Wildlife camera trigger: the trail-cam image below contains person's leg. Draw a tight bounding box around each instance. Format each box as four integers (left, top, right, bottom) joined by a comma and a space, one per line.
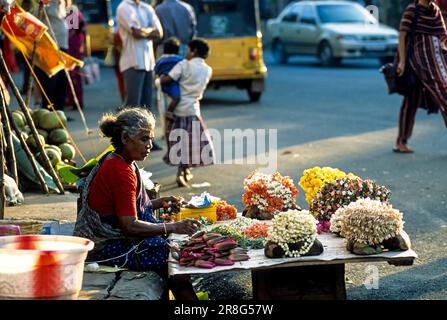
141, 70, 164, 150
123, 68, 145, 107
54, 70, 68, 110
176, 165, 190, 188
141, 70, 153, 110
396, 94, 418, 152
168, 275, 198, 300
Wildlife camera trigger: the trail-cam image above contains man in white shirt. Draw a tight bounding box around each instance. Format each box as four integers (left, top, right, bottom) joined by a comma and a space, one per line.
117, 0, 163, 110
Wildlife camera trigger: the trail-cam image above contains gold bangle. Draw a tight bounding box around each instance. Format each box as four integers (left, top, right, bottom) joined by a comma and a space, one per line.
163, 223, 168, 236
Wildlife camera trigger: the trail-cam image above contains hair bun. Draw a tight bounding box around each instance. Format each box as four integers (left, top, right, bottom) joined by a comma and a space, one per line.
99, 114, 117, 138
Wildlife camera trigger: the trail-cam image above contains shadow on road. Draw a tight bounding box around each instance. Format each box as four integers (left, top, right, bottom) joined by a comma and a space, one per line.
348, 257, 447, 299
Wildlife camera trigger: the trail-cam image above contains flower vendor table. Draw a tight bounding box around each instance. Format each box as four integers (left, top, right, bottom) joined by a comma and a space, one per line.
168, 232, 417, 300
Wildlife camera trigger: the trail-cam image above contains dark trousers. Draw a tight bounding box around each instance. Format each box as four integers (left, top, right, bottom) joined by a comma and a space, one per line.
397, 89, 419, 145
35, 67, 68, 110
123, 68, 153, 110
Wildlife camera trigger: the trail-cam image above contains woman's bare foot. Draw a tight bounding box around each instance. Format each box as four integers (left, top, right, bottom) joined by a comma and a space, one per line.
393, 144, 414, 153
184, 168, 193, 182
176, 168, 190, 188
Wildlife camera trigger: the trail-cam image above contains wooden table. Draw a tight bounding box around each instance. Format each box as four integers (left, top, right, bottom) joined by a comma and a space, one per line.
168, 233, 417, 300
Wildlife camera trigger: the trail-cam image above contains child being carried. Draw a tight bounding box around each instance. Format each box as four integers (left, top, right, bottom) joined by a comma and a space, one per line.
155, 37, 183, 118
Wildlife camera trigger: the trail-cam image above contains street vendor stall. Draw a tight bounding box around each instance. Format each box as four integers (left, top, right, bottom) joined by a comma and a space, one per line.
168, 224, 417, 300
167, 168, 418, 300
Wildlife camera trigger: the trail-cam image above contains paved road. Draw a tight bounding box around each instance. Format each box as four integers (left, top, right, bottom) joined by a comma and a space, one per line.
12, 54, 447, 299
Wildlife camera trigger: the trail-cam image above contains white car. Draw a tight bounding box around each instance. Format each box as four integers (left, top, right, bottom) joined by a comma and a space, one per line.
267, 0, 398, 66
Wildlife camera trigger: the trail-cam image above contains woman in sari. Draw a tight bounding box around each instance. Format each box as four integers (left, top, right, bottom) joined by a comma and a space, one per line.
395, 0, 447, 153
66, 0, 87, 109
74, 107, 199, 300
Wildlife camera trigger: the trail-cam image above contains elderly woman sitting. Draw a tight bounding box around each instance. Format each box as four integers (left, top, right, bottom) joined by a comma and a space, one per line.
74, 107, 198, 300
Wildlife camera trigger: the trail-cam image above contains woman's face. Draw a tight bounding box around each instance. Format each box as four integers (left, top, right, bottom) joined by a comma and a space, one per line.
122, 129, 154, 161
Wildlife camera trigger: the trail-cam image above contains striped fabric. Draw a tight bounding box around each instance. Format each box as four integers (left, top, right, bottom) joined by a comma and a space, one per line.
163, 115, 215, 167
400, 3, 447, 36
398, 2, 447, 137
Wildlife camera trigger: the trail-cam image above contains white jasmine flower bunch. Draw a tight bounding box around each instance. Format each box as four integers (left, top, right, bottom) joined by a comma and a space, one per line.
336, 198, 404, 246
265, 210, 318, 258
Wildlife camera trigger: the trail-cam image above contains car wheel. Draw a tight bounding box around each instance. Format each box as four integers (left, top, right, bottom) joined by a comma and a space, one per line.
379, 56, 395, 65
247, 90, 262, 102
272, 40, 288, 65
318, 41, 341, 67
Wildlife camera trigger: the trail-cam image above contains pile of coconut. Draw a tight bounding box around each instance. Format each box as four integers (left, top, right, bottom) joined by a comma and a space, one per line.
12, 108, 76, 168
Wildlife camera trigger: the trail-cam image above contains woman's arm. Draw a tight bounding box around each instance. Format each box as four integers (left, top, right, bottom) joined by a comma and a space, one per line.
117, 216, 198, 237
397, 31, 407, 76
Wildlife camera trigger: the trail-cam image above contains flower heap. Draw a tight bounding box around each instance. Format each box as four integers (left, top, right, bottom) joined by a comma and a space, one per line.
299, 166, 358, 205
216, 200, 238, 221
310, 177, 391, 233
264, 210, 317, 258
242, 170, 298, 215
331, 198, 404, 246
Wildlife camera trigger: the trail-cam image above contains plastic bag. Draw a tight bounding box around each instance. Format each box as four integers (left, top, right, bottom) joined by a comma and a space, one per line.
4, 174, 24, 206
83, 57, 101, 85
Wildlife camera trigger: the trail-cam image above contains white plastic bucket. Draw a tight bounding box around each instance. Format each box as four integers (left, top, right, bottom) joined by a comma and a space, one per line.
0, 235, 94, 300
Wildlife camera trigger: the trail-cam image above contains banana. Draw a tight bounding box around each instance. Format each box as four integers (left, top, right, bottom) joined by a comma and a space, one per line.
214, 258, 235, 266
228, 254, 250, 261
194, 260, 216, 268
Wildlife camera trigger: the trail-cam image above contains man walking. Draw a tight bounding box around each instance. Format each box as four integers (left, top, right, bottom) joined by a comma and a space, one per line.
117, 0, 163, 110
117, 0, 163, 149
155, 0, 196, 53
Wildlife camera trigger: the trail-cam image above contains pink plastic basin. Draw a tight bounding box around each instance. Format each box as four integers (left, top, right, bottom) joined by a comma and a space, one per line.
0, 235, 94, 299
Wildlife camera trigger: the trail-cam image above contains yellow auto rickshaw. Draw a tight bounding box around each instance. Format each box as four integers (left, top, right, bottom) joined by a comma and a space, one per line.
77, 0, 115, 54
186, 0, 267, 102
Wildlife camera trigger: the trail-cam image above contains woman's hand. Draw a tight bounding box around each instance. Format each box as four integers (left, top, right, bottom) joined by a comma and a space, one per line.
172, 219, 198, 235
163, 196, 186, 212
397, 60, 405, 77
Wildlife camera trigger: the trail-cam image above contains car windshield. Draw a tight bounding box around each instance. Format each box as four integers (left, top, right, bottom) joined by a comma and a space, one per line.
317, 4, 376, 24
188, 0, 258, 38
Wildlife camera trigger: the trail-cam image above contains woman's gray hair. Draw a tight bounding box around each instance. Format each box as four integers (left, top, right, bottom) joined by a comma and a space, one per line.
99, 107, 156, 150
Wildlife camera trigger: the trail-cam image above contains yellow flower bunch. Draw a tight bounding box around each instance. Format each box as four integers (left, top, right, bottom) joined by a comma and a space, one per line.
299, 166, 358, 205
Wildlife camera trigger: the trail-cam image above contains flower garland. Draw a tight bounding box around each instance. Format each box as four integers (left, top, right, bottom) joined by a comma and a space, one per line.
310, 177, 391, 233
242, 170, 298, 215
299, 166, 358, 205
216, 200, 238, 221
264, 210, 317, 258
334, 198, 404, 246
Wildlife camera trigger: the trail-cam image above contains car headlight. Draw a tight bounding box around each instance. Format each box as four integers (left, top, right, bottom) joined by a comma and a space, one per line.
388, 34, 398, 40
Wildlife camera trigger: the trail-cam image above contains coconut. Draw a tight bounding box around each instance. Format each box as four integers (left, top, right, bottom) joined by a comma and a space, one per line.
12, 111, 26, 131
31, 109, 50, 128
56, 110, 68, 127
37, 149, 62, 167
40, 112, 62, 131
59, 143, 75, 160
26, 134, 46, 152
45, 145, 62, 159
49, 128, 68, 145
37, 129, 49, 143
